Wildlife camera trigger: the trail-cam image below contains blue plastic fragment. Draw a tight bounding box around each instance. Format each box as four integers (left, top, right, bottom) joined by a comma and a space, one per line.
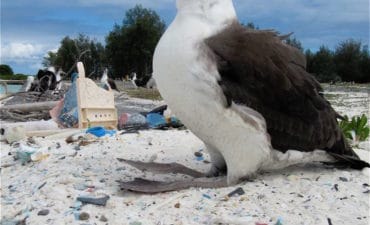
275, 217, 283, 225
202, 194, 211, 199
74, 212, 80, 220
196, 156, 204, 161
59, 73, 79, 128
146, 113, 166, 128
77, 195, 110, 206
86, 126, 116, 137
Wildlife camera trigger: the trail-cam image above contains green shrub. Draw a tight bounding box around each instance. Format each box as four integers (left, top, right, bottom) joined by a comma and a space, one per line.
0, 74, 28, 80
339, 114, 370, 142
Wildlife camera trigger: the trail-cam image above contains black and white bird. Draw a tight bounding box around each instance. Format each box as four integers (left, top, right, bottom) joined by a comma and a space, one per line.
30, 67, 58, 92
119, 0, 369, 193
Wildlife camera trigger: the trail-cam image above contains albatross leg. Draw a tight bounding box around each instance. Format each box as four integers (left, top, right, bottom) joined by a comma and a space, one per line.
117, 158, 206, 178
117, 146, 230, 193
205, 144, 227, 177
119, 176, 228, 193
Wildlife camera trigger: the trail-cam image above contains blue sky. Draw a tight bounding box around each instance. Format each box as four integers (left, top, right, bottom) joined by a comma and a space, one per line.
1, 0, 369, 75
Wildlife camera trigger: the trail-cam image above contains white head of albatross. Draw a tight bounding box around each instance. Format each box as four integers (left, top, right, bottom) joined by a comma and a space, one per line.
118, 0, 370, 193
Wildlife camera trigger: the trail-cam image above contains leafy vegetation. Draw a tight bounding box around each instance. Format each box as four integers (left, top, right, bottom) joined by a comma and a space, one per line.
0, 64, 14, 75
0, 74, 28, 80
339, 114, 370, 142
306, 40, 370, 83
43, 34, 106, 79
105, 5, 165, 79
244, 23, 369, 84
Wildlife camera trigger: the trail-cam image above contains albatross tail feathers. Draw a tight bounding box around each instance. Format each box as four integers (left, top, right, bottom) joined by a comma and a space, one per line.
327, 152, 370, 170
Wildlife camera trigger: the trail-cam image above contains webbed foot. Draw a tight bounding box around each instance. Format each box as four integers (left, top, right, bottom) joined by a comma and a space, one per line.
117, 158, 205, 178
119, 177, 227, 193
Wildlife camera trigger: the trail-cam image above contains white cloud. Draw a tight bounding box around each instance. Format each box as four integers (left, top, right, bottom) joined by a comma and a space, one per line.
0, 42, 58, 74
1, 42, 44, 60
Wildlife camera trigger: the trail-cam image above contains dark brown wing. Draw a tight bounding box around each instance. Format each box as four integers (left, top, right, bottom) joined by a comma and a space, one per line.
205, 23, 369, 169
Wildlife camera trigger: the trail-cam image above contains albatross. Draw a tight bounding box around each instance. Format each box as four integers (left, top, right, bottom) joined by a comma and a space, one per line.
119, 0, 369, 193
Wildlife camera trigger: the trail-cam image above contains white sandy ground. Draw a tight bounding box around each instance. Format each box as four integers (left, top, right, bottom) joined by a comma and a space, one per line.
1, 90, 370, 225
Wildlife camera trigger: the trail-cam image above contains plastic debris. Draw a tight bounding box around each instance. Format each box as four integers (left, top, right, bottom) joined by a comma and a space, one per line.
58, 73, 79, 128
168, 116, 184, 128
275, 217, 283, 225
202, 194, 211, 199
196, 156, 204, 161
194, 151, 204, 161
4, 126, 26, 144
30, 150, 49, 162
129, 221, 142, 225
16, 144, 37, 164
227, 187, 245, 197
118, 113, 148, 130
86, 126, 116, 138
76, 195, 110, 206
146, 113, 166, 129
148, 105, 168, 115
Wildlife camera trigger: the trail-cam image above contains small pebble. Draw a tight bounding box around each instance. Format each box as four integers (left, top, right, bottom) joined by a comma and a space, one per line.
194, 152, 203, 157
74, 146, 81, 151
100, 215, 108, 222
339, 177, 348, 182
37, 209, 49, 216
79, 212, 90, 220
174, 203, 180, 208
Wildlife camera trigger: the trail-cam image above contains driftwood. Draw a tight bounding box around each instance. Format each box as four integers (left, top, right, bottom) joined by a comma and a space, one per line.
0, 89, 67, 122
0, 110, 51, 122
0, 101, 58, 112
